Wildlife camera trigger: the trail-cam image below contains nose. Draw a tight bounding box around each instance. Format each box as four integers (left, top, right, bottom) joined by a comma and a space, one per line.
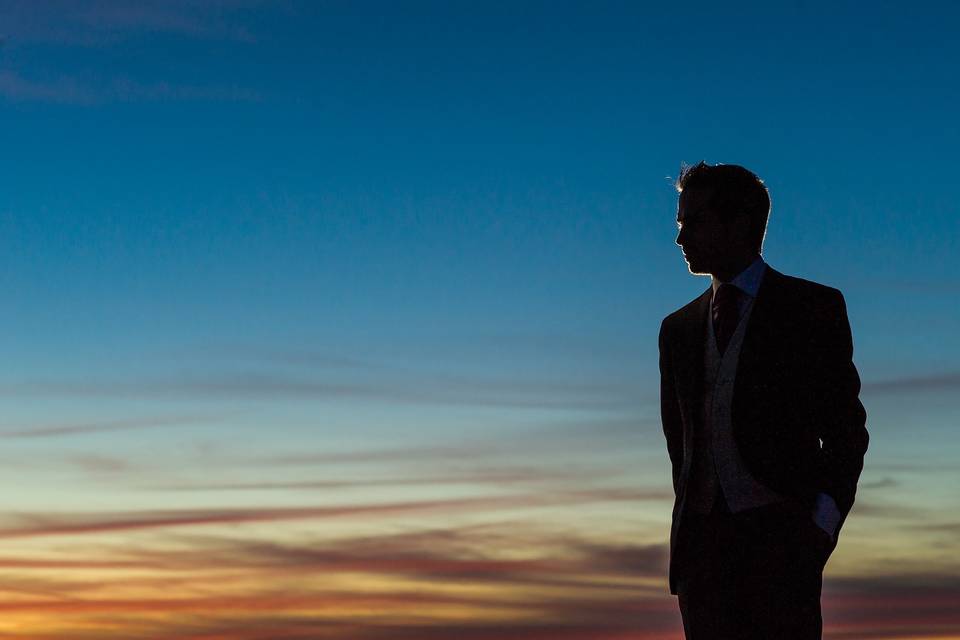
675, 226, 686, 247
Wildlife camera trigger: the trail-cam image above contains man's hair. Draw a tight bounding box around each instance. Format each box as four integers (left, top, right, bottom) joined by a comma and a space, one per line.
674, 161, 771, 252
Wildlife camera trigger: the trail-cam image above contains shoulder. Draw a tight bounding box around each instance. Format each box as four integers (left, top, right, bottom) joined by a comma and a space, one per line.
766, 268, 849, 328
770, 269, 846, 306
660, 287, 710, 338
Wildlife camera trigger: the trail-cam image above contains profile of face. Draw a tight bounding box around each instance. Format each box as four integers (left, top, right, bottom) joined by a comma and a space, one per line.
675, 187, 756, 279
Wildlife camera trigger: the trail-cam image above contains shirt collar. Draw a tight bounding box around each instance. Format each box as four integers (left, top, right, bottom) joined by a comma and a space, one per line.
711, 255, 767, 299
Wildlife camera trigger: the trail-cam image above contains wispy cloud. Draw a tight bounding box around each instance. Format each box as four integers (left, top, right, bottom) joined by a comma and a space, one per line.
182, 343, 385, 370
0, 70, 261, 104
868, 460, 960, 473
0, 70, 98, 104
0, 414, 215, 439
0, 489, 652, 539
907, 521, 960, 534
240, 437, 661, 478
823, 572, 960, 639
249, 443, 498, 466
0, 598, 680, 639
0, 0, 261, 47
850, 498, 930, 520
862, 371, 960, 393
0, 521, 957, 639
0, 369, 641, 410
4, 550, 958, 639
0, 1, 263, 105
858, 476, 899, 490
126, 528, 669, 583
0, 523, 679, 637
64, 454, 132, 474
143, 463, 630, 492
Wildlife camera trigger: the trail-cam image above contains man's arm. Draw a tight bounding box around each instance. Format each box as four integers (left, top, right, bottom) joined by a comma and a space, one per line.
659, 318, 684, 496
812, 290, 869, 537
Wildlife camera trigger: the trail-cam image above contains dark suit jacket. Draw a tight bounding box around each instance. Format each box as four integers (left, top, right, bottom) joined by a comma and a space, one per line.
658, 265, 868, 595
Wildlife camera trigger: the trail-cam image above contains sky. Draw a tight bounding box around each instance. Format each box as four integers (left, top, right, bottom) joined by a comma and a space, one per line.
0, 1, 958, 638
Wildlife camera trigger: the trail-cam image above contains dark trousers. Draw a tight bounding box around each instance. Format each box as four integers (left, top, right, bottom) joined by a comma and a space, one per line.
676, 494, 831, 640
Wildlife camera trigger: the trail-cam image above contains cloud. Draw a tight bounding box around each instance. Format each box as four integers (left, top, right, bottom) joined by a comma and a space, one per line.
858, 476, 898, 490
0, 414, 215, 439
232, 442, 667, 497
862, 371, 960, 394
906, 521, 960, 534
3, 522, 959, 639
64, 454, 132, 473
0, 0, 260, 47
245, 443, 505, 467
109, 76, 261, 102
0, 70, 99, 104
388, 330, 647, 368
868, 460, 959, 473
16, 564, 957, 639
184, 343, 384, 370
0, 489, 653, 539
129, 530, 669, 584
0, 556, 156, 570
0, 2, 265, 106
120, 613, 681, 640
6, 606, 680, 640
0, 70, 261, 105
0, 523, 681, 637
568, 539, 670, 576
0, 369, 641, 410
849, 498, 930, 520
143, 463, 626, 492
822, 572, 960, 639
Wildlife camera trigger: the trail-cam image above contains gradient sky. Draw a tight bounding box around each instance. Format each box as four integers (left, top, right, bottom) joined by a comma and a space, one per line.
0, 1, 958, 638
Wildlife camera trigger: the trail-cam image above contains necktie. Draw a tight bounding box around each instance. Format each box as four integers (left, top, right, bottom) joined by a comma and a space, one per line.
712, 284, 740, 356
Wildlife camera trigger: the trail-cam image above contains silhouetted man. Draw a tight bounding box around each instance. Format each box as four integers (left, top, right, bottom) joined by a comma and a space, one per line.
659, 162, 868, 639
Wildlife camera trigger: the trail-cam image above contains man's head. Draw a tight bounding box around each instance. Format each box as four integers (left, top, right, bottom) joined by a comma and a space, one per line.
674, 162, 771, 280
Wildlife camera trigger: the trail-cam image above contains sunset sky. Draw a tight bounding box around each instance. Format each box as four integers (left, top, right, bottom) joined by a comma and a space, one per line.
0, 1, 958, 638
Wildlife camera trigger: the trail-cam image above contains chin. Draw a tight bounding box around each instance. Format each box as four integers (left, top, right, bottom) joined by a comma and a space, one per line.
684, 258, 713, 277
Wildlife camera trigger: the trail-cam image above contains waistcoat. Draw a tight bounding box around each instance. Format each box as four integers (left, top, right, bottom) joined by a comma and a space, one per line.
684, 294, 788, 514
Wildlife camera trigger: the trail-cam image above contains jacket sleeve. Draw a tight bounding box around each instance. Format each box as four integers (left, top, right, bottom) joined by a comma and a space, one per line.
813, 290, 869, 531
659, 318, 684, 496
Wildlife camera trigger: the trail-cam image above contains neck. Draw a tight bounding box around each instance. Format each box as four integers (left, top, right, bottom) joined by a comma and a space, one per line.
712, 253, 760, 283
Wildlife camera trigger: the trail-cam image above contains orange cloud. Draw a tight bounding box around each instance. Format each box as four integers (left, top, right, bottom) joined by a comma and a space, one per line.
0, 489, 654, 539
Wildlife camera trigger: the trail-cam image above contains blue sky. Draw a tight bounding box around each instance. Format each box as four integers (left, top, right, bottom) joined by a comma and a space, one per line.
0, 2, 957, 638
